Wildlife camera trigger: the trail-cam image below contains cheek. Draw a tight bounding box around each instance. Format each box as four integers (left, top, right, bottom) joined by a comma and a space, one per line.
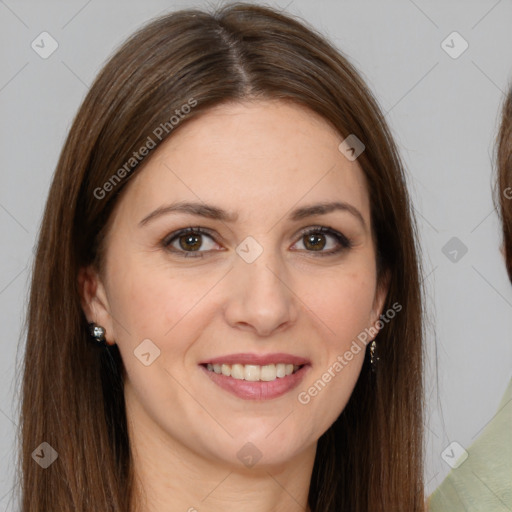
107, 262, 208, 405
109, 259, 213, 340
294, 268, 375, 434
106, 258, 225, 390
303, 266, 377, 345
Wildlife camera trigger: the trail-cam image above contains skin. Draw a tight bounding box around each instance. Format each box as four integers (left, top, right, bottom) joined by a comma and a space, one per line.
79, 100, 388, 512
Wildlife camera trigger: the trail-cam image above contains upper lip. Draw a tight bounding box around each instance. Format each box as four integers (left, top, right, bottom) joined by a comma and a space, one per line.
199, 353, 310, 366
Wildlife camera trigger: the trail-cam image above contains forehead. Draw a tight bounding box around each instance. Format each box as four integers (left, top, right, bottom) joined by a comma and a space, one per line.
116, 100, 371, 224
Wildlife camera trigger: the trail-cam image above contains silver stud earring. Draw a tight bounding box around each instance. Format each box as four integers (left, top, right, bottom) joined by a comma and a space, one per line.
88, 322, 109, 347
369, 339, 379, 372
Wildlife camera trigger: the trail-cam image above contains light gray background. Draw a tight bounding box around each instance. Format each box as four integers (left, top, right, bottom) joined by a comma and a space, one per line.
1, 0, 511, 509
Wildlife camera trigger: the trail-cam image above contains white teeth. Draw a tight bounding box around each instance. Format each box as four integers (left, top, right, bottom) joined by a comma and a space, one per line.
260, 364, 276, 381
231, 364, 244, 379
205, 363, 301, 381
244, 365, 260, 381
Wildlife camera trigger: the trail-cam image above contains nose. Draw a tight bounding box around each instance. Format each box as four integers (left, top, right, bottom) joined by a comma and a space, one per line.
223, 246, 299, 337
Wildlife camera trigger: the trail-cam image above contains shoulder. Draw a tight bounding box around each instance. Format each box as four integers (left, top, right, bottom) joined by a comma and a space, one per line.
428, 377, 512, 511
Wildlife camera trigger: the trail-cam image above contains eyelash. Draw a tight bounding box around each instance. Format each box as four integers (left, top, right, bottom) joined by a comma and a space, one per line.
162, 225, 352, 258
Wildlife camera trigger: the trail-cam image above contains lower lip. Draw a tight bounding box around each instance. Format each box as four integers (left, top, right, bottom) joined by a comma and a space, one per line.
199, 364, 310, 400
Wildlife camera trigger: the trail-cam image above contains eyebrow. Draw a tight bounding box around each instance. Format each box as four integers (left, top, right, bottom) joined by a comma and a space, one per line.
139, 200, 366, 228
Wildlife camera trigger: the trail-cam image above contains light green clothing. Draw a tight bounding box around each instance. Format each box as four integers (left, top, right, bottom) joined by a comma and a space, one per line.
429, 377, 512, 512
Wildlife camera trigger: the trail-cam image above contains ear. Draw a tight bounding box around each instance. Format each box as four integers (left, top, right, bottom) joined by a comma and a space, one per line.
369, 270, 390, 338
77, 265, 116, 346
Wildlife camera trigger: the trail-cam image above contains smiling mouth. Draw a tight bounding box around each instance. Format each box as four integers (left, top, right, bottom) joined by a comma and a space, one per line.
202, 363, 304, 382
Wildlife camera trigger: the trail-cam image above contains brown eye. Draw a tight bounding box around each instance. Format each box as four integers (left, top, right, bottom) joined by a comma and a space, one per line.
293, 226, 352, 256
163, 227, 220, 257
303, 232, 326, 251
178, 233, 202, 251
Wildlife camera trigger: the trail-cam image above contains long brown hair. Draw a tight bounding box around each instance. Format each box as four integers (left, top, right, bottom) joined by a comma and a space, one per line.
18, 3, 424, 510
496, 87, 512, 282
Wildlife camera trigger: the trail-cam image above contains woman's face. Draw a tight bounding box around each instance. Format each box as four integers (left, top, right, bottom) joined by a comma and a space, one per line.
81, 100, 387, 469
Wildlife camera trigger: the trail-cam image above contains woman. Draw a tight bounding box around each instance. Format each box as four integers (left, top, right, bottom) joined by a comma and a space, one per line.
428, 87, 512, 511
19, 3, 425, 511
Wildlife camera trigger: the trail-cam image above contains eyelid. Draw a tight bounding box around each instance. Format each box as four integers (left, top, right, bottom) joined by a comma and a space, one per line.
162, 225, 352, 257
296, 225, 350, 244
162, 226, 220, 257
162, 226, 216, 245
293, 225, 352, 254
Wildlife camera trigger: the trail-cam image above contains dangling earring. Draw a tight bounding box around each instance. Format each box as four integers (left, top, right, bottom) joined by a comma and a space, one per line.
369, 339, 379, 372
88, 322, 109, 347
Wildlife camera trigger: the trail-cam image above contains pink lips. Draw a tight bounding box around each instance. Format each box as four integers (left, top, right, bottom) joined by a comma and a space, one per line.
198, 353, 311, 401
199, 352, 310, 366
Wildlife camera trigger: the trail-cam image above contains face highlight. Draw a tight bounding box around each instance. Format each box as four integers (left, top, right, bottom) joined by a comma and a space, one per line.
80, 100, 387, 471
